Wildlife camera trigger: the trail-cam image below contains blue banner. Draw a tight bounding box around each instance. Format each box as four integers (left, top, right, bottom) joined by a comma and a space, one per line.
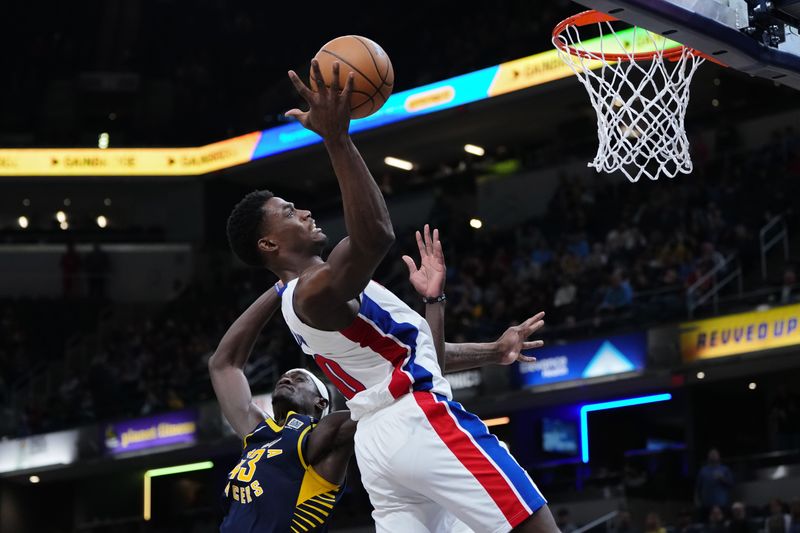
514, 332, 647, 388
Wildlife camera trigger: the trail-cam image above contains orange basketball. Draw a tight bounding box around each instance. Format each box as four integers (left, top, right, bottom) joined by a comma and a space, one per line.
311, 35, 394, 119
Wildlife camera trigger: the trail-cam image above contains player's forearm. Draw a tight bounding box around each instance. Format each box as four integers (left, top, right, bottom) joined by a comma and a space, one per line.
324, 135, 395, 252
425, 302, 446, 370
209, 287, 281, 371
443, 341, 501, 372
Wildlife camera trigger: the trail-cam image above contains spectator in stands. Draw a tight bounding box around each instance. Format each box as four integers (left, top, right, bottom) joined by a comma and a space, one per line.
769, 386, 800, 451
727, 502, 751, 533
789, 499, 800, 533
599, 269, 634, 312
779, 268, 798, 304
696, 448, 734, 513
707, 506, 727, 533
608, 508, 640, 533
676, 509, 701, 533
766, 499, 791, 533
556, 508, 577, 533
60, 240, 81, 299
644, 512, 666, 533
85, 243, 111, 301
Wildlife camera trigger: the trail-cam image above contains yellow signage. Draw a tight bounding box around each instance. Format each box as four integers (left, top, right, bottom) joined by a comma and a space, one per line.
404, 85, 456, 112
489, 49, 600, 97
0, 132, 260, 177
680, 304, 800, 362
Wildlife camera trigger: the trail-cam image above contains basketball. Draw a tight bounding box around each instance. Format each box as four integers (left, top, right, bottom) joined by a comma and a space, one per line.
311, 35, 394, 119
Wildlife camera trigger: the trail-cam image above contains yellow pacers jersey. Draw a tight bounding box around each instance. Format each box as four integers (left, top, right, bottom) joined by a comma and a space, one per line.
220, 412, 343, 533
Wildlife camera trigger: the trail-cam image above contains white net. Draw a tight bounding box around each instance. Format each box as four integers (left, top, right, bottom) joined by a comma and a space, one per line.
553, 16, 705, 182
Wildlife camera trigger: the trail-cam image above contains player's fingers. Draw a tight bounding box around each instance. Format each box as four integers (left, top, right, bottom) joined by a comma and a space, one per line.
520, 311, 546, 329
424, 224, 433, 255
342, 72, 355, 99
415, 230, 426, 257
525, 320, 545, 336
522, 340, 544, 350
285, 109, 306, 120
517, 353, 537, 363
401, 255, 418, 275
310, 59, 327, 94
433, 230, 445, 265
330, 61, 340, 93
287, 71, 313, 100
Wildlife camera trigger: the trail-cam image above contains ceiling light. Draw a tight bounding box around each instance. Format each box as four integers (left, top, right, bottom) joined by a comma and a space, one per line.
384, 156, 414, 171
469, 218, 483, 229
482, 416, 510, 427
748, 382, 757, 390
96, 215, 108, 228
56, 211, 67, 223
29, 475, 40, 484
696, 371, 705, 380
59, 221, 69, 230
17, 216, 29, 229
464, 144, 485, 156
98, 132, 110, 149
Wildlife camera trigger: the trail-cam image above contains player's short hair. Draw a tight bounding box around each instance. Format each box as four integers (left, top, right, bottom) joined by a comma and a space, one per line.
227, 189, 274, 267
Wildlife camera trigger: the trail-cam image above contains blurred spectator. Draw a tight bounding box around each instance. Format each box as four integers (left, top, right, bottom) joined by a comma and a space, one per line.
769, 386, 800, 451
780, 268, 798, 304
644, 512, 666, 533
599, 270, 634, 312
676, 509, 701, 533
727, 502, 752, 533
766, 499, 791, 533
85, 243, 111, 301
696, 449, 734, 512
608, 509, 640, 533
556, 508, 577, 533
708, 506, 727, 533
789, 500, 800, 533
60, 241, 81, 298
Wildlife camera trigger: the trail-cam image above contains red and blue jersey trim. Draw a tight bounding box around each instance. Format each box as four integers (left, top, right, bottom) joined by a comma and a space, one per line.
340, 294, 434, 398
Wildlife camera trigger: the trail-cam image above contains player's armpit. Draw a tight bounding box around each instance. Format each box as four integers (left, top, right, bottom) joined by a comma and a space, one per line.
304, 411, 355, 485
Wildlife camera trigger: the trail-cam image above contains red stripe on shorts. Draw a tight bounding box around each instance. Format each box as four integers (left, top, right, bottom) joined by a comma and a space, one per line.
413, 391, 528, 526
340, 316, 412, 398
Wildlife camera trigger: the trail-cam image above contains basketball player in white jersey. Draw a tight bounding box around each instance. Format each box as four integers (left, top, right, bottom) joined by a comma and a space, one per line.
226, 60, 558, 532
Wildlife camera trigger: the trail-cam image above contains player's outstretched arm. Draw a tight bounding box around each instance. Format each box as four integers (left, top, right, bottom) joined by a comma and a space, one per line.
444, 312, 546, 372
402, 224, 446, 369
209, 285, 282, 438
304, 411, 356, 485
287, 61, 395, 318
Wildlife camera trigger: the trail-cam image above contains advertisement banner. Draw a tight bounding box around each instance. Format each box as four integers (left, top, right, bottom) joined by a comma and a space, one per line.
515, 332, 647, 388
0, 429, 80, 473
104, 410, 197, 454
680, 303, 800, 362
0, 28, 672, 177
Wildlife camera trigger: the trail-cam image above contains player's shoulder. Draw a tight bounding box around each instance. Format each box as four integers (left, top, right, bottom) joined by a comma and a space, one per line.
284, 411, 317, 430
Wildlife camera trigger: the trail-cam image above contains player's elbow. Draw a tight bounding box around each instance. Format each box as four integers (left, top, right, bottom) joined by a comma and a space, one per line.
371, 224, 395, 251
208, 350, 232, 372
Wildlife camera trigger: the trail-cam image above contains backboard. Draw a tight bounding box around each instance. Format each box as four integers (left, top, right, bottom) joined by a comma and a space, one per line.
572, 0, 800, 90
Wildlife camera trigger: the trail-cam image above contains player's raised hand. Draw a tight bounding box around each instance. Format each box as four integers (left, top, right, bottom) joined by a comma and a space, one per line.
286, 59, 354, 140
492, 312, 546, 365
402, 224, 446, 299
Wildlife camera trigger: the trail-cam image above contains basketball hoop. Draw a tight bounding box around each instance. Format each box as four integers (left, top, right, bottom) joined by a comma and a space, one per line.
553, 10, 709, 182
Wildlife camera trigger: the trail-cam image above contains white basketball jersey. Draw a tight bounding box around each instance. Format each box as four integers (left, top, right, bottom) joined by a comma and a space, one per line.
280, 279, 452, 420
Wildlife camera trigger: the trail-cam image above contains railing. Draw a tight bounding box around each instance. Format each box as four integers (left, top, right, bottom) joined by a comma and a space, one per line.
575, 511, 619, 533
687, 254, 743, 319
760, 213, 790, 280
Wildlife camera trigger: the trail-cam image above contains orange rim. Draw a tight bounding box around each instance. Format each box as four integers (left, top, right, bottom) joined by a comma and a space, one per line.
552, 10, 708, 63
